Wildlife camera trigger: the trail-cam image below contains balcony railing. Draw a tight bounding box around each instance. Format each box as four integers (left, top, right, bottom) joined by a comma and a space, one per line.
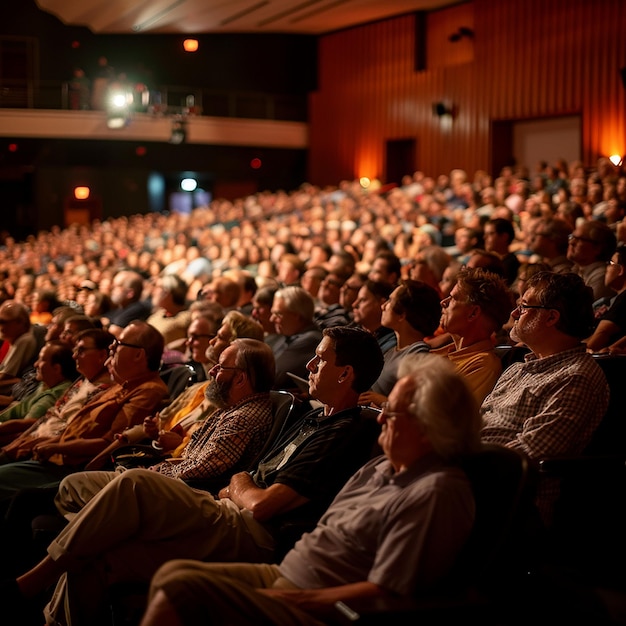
0, 79, 308, 122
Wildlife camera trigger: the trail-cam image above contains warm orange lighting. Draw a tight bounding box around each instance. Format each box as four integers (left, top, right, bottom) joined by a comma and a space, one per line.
183, 39, 199, 52
74, 186, 90, 200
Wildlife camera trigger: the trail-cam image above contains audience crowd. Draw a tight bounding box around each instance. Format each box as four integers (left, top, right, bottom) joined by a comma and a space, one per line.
0, 155, 624, 624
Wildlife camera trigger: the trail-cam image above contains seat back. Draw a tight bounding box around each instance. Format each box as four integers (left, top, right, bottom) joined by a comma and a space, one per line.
443, 444, 539, 594
159, 363, 197, 400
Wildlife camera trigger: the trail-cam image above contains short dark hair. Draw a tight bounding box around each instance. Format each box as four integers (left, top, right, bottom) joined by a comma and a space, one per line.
392, 280, 441, 336
375, 251, 402, 283
75, 328, 116, 351
526, 271, 595, 338
364, 279, 394, 301
47, 340, 78, 381
487, 218, 515, 244
323, 326, 384, 393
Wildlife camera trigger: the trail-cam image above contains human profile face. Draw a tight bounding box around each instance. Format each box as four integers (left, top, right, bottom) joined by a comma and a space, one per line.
306, 336, 346, 403
368, 258, 391, 284
207, 323, 232, 364
380, 287, 402, 330
509, 287, 551, 345
206, 344, 242, 408
107, 324, 145, 383
35, 345, 58, 385
73, 337, 108, 380
186, 319, 214, 363
377, 376, 425, 472
605, 253, 624, 289
352, 286, 382, 330
251, 298, 273, 334
270, 296, 302, 337
339, 276, 363, 311
567, 226, 600, 266
439, 283, 473, 334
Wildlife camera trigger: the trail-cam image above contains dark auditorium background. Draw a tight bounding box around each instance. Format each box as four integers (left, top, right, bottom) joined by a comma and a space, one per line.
0, 0, 624, 238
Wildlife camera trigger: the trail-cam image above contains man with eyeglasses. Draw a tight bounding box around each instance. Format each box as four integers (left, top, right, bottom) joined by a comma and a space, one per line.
0, 342, 77, 445
481, 271, 609, 525
566, 220, 617, 300
0, 330, 113, 465
434, 267, 513, 405
10, 327, 384, 626
529, 217, 573, 274
0, 321, 168, 502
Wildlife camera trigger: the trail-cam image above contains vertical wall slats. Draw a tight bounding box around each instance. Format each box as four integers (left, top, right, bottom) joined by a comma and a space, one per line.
308, 0, 626, 185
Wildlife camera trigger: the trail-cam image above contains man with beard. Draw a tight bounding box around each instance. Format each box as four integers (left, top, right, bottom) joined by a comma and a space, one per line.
481, 271, 609, 524
56, 338, 275, 513
9, 327, 383, 626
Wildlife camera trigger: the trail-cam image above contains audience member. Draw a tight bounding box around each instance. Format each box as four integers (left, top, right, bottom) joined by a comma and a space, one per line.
146, 274, 192, 348
0, 322, 168, 500
361, 280, 440, 406
434, 268, 513, 404
0, 301, 38, 393
351, 279, 396, 354
481, 271, 609, 524
269, 286, 322, 390
567, 220, 617, 300
368, 251, 401, 287
0, 342, 76, 433
106, 270, 152, 336
483, 218, 520, 285
586, 243, 626, 352
0, 329, 112, 463
313, 272, 350, 329
529, 218, 574, 274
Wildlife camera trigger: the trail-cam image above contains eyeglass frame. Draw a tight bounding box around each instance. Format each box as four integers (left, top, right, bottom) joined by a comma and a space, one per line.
110, 338, 145, 351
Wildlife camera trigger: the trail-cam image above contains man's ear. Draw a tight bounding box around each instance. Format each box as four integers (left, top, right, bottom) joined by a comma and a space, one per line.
339, 364, 354, 383
544, 308, 561, 328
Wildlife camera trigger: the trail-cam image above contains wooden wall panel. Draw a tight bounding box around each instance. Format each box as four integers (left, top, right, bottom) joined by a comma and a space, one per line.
308, 0, 626, 185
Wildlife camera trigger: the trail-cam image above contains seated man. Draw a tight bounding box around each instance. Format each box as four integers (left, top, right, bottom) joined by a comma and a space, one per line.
85, 310, 262, 469
351, 279, 396, 354
0, 329, 113, 461
0, 301, 39, 393
434, 267, 513, 404
57, 338, 275, 512
482, 271, 609, 524
10, 327, 384, 626
0, 341, 77, 432
0, 321, 169, 501
106, 270, 152, 337
269, 286, 323, 390
138, 354, 482, 626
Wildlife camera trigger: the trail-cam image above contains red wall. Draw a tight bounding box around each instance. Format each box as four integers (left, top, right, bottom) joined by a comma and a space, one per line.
308, 0, 626, 184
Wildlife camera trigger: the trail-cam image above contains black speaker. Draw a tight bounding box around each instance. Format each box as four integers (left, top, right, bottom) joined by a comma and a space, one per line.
621, 67, 626, 90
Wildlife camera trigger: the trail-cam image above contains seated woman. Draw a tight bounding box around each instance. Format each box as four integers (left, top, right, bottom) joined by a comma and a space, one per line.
586, 244, 626, 353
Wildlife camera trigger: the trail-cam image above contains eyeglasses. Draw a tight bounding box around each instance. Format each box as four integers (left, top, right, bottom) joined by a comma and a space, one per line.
568, 234, 596, 245
187, 334, 215, 342
212, 363, 244, 374
515, 303, 553, 315
380, 402, 408, 420
111, 338, 144, 351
